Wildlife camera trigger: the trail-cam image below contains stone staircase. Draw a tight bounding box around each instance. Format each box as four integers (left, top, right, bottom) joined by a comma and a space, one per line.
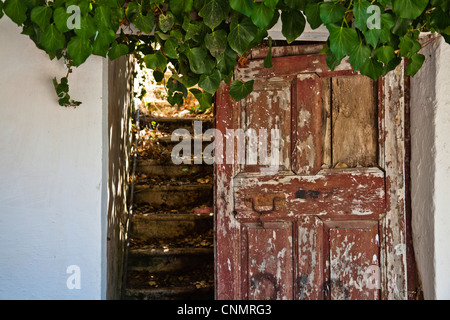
122, 115, 215, 300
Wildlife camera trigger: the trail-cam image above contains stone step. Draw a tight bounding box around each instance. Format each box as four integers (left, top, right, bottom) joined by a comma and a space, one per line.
139, 116, 214, 134
136, 159, 213, 177
123, 286, 214, 300
127, 247, 214, 273
151, 136, 216, 161
133, 183, 213, 210
130, 213, 213, 240
124, 268, 214, 300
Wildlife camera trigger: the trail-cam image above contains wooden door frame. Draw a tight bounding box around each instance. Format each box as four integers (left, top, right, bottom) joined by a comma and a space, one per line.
213, 43, 413, 300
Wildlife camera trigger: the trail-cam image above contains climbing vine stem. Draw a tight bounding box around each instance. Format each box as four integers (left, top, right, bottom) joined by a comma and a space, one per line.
0, 0, 448, 107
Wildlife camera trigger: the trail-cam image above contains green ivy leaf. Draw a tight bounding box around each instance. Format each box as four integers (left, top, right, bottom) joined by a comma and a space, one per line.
126, 1, 139, 20
360, 57, 384, 80
183, 17, 203, 41
319, 1, 346, 25
41, 24, 66, 54
30, 6, 52, 30
229, 0, 253, 17
190, 88, 213, 111
128, 3, 155, 34
199, 69, 222, 94
187, 47, 215, 74
325, 47, 343, 71
399, 35, 421, 58
167, 78, 188, 97
4, 0, 27, 25
353, 0, 371, 31
159, 11, 175, 33
205, 29, 228, 60
94, 5, 112, 29
199, 0, 229, 30
108, 42, 129, 60
217, 45, 237, 75
68, 36, 93, 66
164, 37, 179, 59
430, 6, 450, 34
431, 0, 449, 12
53, 7, 70, 32
145, 51, 168, 72
229, 80, 254, 101
349, 41, 371, 71
376, 45, 396, 64
250, 2, 274, 29
74, 14, 97, 39
264, 0, 279, 10
393, 0, 429, 20
168, 92, 184, 107
281, 10, 306, 43
305, 2, 322, 30
135, 14, 155, 34
153, 70, 164, 83
264, 36, 273, 68
327, 24, 360, 60
228, 16, 258, 55
379, 13, 395, 43
284, 0, 307, 11
169, 0, 194, 17
406, 53, 425, 76
53, 77, 81, 107
93, 27, 116, 57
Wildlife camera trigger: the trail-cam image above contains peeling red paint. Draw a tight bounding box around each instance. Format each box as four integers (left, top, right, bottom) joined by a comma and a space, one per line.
215, 46, 408, 300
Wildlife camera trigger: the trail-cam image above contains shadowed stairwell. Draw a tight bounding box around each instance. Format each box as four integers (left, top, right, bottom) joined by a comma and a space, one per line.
122, 74, 215, 300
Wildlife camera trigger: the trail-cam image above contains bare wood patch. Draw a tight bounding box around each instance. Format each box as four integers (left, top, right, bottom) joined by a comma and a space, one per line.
331, 76, 378, 168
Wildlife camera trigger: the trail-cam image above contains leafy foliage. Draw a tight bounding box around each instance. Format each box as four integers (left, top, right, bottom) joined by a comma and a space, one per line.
0, 0, 449, 107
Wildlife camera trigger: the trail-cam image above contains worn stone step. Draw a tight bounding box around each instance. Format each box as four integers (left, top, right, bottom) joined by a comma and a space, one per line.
127, 247, 214, 273
133, 183, 213, 210
130, 213, 213, 240
136, 159, 212, 177
151, 136, 216, 162
124, 267, 214, 300
139, 116, 214, 134
123, 286, 214, 300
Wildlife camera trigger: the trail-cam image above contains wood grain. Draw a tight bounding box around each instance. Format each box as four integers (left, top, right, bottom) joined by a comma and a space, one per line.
331, 76, 378, 168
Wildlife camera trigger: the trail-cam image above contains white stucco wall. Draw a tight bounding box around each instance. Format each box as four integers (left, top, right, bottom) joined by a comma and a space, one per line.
0, 18, 108, 299
411, 35, 450, 300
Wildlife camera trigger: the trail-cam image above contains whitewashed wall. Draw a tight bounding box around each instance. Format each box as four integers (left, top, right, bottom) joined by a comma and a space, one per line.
0, 18, 108, 299
411, 35, 450, 300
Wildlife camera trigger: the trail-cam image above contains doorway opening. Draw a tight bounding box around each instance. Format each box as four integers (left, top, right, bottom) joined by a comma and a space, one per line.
114, 41, 420, 300
121, 56, 215, 300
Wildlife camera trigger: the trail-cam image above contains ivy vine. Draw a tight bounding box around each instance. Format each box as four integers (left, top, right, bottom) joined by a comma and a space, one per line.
0, 0, 449, 107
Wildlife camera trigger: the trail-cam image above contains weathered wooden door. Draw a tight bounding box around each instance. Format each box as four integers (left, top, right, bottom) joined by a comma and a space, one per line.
214, 45, 408, 300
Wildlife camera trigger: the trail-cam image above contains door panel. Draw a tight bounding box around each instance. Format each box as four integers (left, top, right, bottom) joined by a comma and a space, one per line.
292, 74, 322, 175
330, 76, 378, 168
243, 79, 292, 173
326, 221, 380, 300
215, 46, 408, 300
241, 222, 294, 300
